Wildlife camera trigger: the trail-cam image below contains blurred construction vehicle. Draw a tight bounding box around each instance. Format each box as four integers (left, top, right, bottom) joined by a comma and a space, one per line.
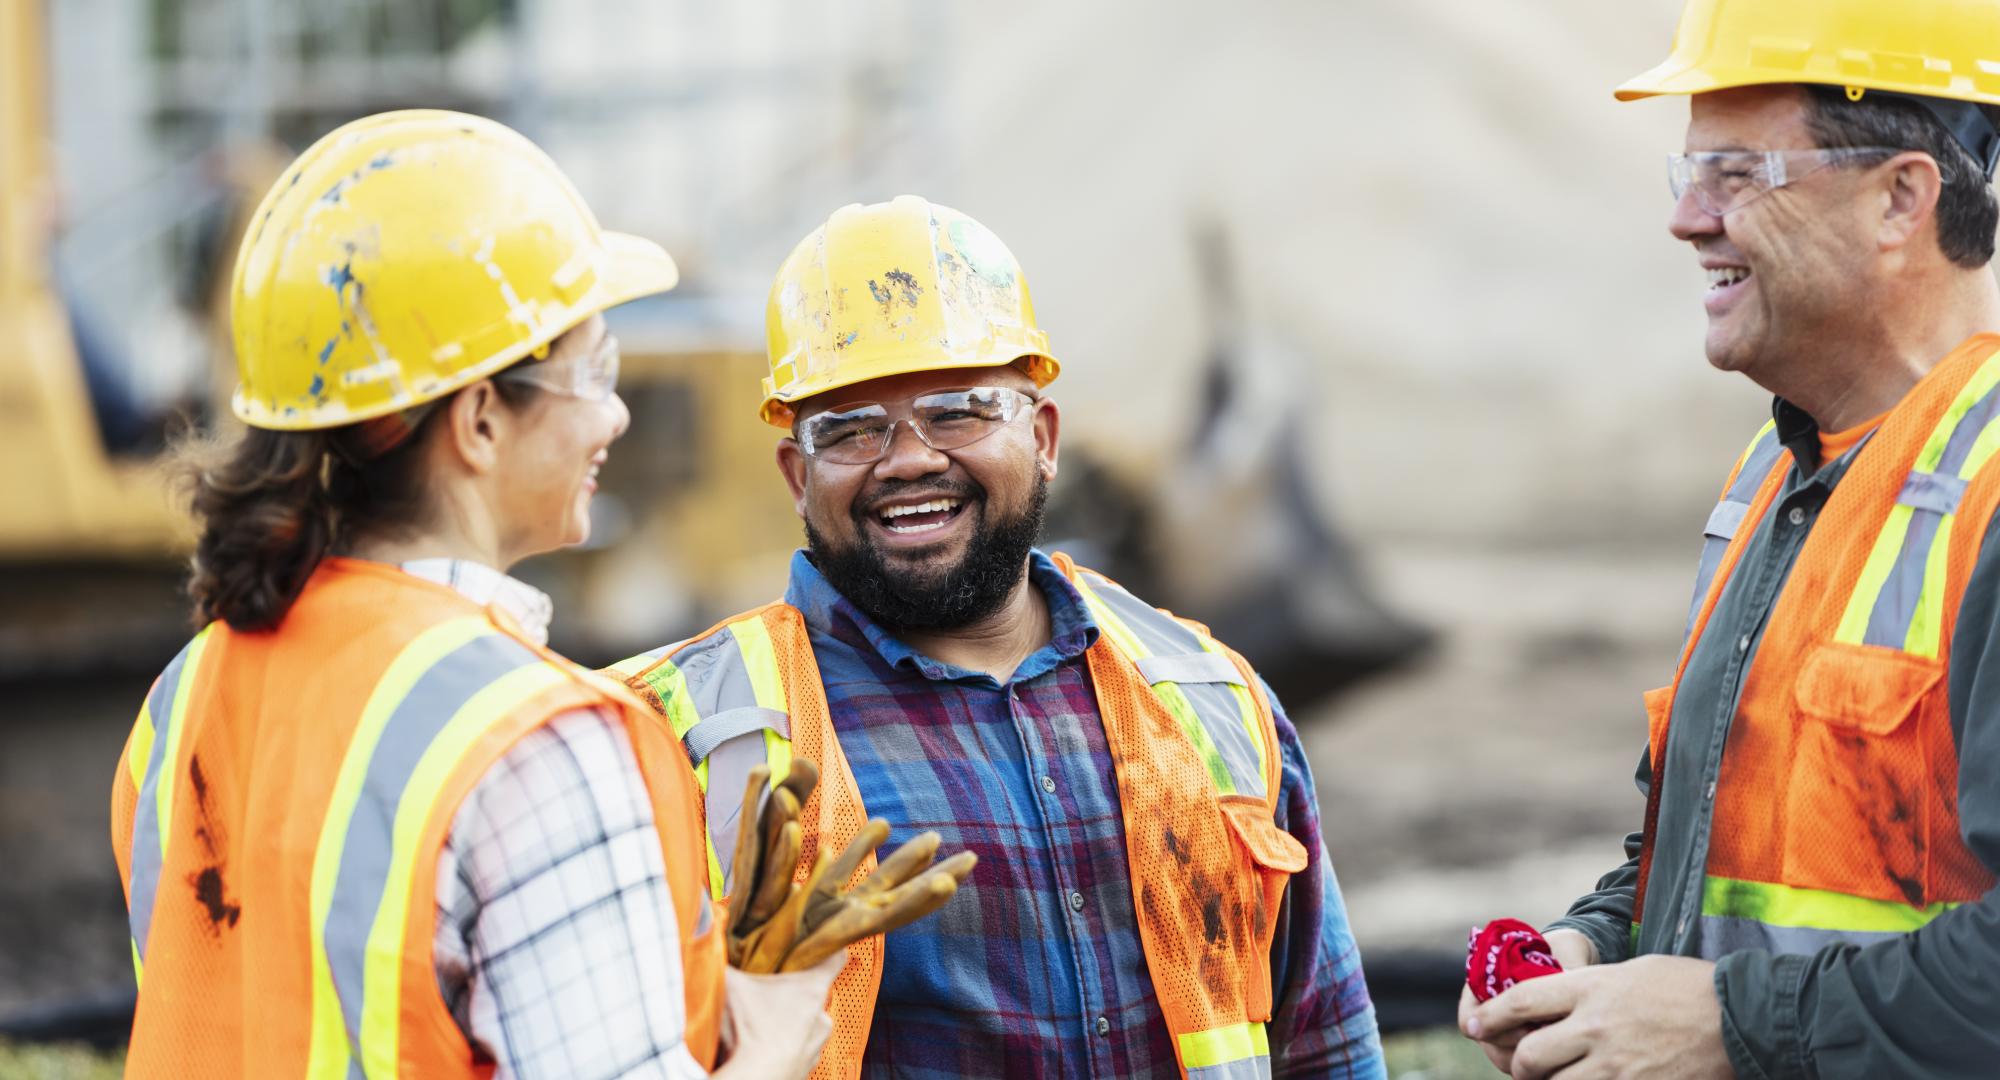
0, 0, 1427, 713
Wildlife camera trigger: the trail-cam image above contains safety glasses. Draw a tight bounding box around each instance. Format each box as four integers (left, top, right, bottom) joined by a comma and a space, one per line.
496, 334, 621, 401
797, 386, 1037, 465
1667, 146, 1902, 216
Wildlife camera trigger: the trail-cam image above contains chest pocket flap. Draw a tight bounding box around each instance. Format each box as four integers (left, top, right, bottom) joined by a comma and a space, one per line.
1794, 642, 1940, 736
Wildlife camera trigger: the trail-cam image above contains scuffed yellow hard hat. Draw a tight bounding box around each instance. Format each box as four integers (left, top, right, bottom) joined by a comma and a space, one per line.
230, 109, 678, 430
1618, 0, 2000, 109
760, 195, 1060, 427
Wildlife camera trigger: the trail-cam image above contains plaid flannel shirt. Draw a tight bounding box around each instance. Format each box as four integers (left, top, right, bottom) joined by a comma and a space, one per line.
785, 549, 1384, 1079
413, 559, 707, 1080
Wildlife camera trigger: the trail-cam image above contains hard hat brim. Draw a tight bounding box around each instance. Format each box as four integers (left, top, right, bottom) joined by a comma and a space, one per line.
759, 350, 1061, 428
596, 231, 681, 308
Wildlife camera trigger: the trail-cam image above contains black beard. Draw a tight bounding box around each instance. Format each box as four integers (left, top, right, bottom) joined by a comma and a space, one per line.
806, 472, 1048, 632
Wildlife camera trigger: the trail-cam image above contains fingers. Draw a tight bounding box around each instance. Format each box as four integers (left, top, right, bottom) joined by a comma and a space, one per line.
856, 831, 942, 896
1471, 971, 1580, 1040
783, 855, 974, 971
1508, 1019, 1589, 1080
743, 845, 836, 973
745, 819, 801, 926
776, 758, 819, 810
803, 819, 892, 934
723, 766, 772, 939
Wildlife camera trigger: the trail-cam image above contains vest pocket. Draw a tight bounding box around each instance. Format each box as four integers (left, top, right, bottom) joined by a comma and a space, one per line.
1783, 642, 1940, 901
1221, 797, 1309, 1021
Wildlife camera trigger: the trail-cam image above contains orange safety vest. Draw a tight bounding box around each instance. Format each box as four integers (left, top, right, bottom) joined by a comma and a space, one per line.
1637, 335, 2000, 955
110, 558, 723, 1078
613, 553, 1309, 1080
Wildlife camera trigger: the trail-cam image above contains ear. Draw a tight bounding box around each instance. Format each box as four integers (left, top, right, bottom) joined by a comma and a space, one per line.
1032, 396, 1061, 483
443, 380, 508, 476
775, 437, 811, 519
1878, 151, 1944, 255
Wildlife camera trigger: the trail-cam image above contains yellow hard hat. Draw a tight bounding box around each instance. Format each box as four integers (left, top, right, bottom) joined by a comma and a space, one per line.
230, 109, 679, 430
1619, 0, 2000, 109
760, 195, 1060, 427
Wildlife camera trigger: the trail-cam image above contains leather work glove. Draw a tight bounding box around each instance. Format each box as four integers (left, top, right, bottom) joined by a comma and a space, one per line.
723, 760, 977, 973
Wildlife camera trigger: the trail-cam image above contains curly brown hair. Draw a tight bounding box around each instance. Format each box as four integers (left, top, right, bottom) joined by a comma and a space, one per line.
174, 379, 539, 632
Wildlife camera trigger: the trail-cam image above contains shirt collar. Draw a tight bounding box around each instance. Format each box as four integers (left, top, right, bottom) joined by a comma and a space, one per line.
783, 548, 1099, 685
1773, 396, 1878, 482
397, 558, 555, 646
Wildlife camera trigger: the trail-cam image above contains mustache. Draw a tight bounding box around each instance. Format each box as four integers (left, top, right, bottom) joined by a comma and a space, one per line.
854, 477, 983, 519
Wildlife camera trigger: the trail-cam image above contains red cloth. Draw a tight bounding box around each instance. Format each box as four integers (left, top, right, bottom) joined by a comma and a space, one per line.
1465, 918, 1563, 1002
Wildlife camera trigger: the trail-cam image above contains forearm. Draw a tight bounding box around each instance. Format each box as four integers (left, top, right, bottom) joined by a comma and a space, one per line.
1262, 696, 1386, 1079
1714, 889, 2000, 1079
1544, 832, 1643, 966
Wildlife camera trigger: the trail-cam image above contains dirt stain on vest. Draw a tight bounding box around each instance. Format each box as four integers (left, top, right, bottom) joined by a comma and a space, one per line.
190, 866, 242, 932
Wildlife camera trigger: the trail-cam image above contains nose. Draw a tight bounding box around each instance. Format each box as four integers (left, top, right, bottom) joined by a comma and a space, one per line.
1668, 187, 1723, 243
605, 390, 631, 442
871, 418, 949, 481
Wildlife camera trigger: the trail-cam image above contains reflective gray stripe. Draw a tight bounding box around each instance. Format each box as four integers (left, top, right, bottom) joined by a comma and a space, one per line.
322, 633, 541, 1062
1186, 1056, 1272, 1080
1081, 572, 1266, 800
683, 706, 790, 763
1694, 915, 1906, 960
669, 627, 771, 895
1684, 427, 1785, 643
1933, 377, 2000, 476
1863, 501, 1952, 649
1898, 470, 1969, 515
127, 640, 199, 964
1135, 652, 1245, 687
1703, 499, 1750, 541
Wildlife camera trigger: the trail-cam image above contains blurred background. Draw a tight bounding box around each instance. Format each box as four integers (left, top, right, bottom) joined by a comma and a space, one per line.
0, 0, 1772, 1073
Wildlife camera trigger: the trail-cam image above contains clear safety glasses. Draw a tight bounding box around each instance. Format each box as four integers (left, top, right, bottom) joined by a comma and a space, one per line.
797, 386, 1037, 465
1667, 146, 1902, 216
497, 334, 622, 401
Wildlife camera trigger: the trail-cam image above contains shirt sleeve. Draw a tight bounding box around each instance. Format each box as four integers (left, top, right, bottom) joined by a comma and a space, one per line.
1712, 511, 2000, 1080
1543, 745, 1650, 966
1261, 683, 1388, 1080
433, 707, 709, 1080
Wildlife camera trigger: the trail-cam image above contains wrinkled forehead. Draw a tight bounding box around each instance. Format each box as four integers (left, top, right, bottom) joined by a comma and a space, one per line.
1686, 84, 1817, 152
790, 363, 1038, 426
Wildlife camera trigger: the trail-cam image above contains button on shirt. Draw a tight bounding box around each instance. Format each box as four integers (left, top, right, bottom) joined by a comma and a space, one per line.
784, 549, 1384, 1079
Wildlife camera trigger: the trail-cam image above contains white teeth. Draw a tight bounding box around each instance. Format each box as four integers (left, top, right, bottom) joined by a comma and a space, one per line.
881, 498, 961, 521
1707, 266, 1749, 288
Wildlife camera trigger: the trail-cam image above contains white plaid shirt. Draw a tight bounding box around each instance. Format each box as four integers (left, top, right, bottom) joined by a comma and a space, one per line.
406, 560, 707, 1079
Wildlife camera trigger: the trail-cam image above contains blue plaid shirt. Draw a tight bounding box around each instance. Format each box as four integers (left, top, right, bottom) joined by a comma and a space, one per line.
785, 549, 1384, 1079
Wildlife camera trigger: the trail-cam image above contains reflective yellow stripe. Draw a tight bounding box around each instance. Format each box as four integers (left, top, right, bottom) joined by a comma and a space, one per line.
1701, 875, 1962, 933
130, 939, 143, 984
1179, 1021, 1269, 1069
359, 662, 568, 1079
1835, 503, 1915, 645
127, 701, 155, 794
153, 626, 212, 868
727, 615, 794, 784
1905, 512, 1956, 658
1915, 353, 2000, 473
1198, 631, 1266, 789
607, 652, 658, 678
642, 661, 702, 741
306, 616, 490, 1080
1080, 587, 1235, 794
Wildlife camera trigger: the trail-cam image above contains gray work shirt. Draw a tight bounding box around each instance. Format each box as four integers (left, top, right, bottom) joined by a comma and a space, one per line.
1549, 398, 2000, 1079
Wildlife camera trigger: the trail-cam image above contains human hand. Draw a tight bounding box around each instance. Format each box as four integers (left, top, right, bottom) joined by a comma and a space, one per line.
724, 762, 976, 972
712, 948, 847, 1080
1466, 954, 1730, 1080
1459, 927, 1598, 1073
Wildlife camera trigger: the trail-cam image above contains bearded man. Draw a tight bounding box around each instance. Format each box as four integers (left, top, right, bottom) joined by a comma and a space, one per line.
613, 197, 1384, 1080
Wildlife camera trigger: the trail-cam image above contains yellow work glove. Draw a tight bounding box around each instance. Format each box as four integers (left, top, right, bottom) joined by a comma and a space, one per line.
722, 761, 977, 974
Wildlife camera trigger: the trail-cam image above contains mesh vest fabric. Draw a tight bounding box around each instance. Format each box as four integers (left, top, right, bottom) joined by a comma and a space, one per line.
111, 559, 722, 1077
618, 556, 1306, 1080
1636, 336, 2000, 955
